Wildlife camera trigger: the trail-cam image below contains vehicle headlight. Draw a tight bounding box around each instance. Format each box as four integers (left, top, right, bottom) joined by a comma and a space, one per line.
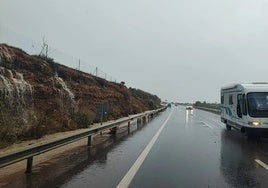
248, 121, 261, 126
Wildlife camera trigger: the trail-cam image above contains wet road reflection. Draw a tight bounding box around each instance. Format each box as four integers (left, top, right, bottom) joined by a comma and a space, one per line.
185, 109, 193, 125
220, 129, 268, 187
1, 136, 119, 188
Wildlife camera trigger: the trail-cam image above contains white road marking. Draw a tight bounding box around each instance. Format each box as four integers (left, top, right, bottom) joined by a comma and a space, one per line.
201, 121, 213, 129
116, 112, 173, 188
209, 119, 225, 128
255, 159, 268, 171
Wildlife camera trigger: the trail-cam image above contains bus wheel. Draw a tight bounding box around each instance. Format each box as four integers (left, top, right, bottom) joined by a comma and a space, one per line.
226, 124, 231, 130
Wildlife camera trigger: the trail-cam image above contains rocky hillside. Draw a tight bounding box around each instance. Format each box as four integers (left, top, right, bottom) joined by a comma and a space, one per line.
0, 44, 161, 147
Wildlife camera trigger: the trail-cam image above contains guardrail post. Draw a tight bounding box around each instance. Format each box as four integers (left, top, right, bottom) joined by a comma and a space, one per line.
128, 121, 131, 134
110, 127, 117, 135
142, 116, 147, 124
137, 118, 141, 129
88, 136, 93, 147
25, 156, 33, 174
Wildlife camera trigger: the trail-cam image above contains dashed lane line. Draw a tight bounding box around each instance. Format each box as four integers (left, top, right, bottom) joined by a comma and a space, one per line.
201, 121, 213, 129
255, 159, 268, 171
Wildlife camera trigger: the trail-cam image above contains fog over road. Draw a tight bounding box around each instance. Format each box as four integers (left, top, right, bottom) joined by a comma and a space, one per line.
1, 106, 268, 188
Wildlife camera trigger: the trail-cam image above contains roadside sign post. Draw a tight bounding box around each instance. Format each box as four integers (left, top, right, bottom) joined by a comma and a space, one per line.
97, 103, 109, 125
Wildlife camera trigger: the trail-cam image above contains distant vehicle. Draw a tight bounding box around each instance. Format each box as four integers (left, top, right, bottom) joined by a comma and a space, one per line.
221, 83, 268, 138
186, 106, 193, 110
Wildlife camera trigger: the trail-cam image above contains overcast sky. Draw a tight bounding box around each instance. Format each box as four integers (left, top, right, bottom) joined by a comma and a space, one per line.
1, 0, 268, 103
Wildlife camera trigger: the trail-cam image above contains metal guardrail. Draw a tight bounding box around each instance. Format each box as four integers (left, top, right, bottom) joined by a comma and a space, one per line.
194, 106, 220, 114
0, 107, 166, 173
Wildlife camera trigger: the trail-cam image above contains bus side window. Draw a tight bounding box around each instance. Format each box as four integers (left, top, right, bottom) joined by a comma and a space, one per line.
242, 94, 247, 115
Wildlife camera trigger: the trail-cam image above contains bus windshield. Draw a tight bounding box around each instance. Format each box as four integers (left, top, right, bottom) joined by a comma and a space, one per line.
247, 92, 268, 117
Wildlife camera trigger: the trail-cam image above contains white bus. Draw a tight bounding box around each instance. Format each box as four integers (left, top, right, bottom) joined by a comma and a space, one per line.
221, 83, 268, 137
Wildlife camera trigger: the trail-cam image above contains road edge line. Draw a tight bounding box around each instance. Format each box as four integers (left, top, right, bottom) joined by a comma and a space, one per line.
116, 111, 173, 188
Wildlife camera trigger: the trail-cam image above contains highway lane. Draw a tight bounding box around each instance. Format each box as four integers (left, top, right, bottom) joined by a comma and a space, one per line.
1, 106, 268, 187
127, 106, 268, 187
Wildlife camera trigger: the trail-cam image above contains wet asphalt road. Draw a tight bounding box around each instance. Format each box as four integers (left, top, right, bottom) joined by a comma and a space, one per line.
63, 106, 268, 188
129, 107, 268, 188
1, 106, 268, 187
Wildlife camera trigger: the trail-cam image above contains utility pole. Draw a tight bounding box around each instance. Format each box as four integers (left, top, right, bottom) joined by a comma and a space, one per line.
78, 59, 80, 71
40, 36, 49, 58
45, 44, 48, 58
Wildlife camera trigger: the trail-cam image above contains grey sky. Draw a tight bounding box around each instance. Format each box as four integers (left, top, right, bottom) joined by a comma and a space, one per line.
1, 0, 268, 103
